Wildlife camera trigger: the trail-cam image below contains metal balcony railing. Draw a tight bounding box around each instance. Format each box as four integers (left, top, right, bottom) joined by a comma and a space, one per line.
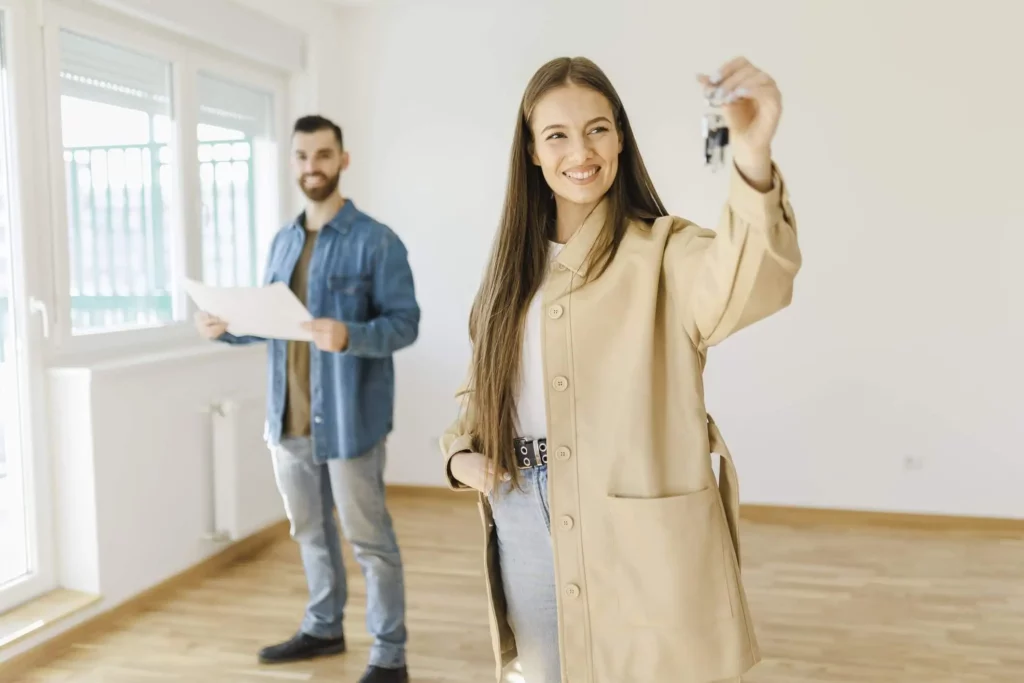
0, 137, 257, 360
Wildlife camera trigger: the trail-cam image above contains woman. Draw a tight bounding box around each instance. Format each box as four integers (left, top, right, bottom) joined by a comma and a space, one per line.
439, 55, 800, 683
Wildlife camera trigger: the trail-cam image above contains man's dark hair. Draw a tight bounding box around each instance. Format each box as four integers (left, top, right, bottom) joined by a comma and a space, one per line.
293, 114, 343, 150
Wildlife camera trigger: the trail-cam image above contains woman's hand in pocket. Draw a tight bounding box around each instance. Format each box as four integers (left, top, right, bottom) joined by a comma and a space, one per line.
450, 451, 507, 494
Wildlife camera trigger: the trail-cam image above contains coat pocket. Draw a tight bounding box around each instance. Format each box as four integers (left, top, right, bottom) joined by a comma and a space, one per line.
605, 486, 735, 628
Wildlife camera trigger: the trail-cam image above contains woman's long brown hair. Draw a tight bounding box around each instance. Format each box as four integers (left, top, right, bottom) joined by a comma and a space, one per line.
468, 56, 668, 491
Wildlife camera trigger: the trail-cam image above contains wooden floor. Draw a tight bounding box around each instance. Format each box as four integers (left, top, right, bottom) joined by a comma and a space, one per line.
11, 490, 1024, 683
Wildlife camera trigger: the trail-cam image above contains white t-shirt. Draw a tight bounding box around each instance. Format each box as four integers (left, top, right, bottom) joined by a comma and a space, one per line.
515, 241, 565, 439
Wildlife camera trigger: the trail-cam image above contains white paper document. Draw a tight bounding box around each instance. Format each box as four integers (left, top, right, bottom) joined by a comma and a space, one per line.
184, 278, 314, 342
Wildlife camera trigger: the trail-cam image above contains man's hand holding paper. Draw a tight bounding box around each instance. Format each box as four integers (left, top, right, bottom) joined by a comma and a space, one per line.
185, 279, 315, 342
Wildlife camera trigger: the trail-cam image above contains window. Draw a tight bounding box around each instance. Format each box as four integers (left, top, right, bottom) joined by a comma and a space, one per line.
49, 24, 286, 347
196, 72, 277, 287
58, 30, 178, 335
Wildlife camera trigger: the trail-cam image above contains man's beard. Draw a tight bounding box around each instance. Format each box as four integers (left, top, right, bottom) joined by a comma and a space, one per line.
298, 171, 340, 202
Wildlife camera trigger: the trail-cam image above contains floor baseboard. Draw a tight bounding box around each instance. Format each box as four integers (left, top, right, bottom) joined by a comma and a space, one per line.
386, 484, 1024, 536
740, 504, 1024, 536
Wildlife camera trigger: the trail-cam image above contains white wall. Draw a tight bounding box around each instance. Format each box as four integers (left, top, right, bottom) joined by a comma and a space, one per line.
328, 0, 1024, 519
232, 0, 351, 129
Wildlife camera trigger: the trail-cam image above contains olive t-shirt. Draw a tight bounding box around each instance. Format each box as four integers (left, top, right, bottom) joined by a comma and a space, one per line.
283, 229, 317, 437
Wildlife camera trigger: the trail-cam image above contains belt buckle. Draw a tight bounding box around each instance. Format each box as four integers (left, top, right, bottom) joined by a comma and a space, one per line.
516, 438, 548, 469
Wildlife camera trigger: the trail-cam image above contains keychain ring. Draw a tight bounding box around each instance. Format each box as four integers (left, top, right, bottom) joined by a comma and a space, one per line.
705, 94, 726, 109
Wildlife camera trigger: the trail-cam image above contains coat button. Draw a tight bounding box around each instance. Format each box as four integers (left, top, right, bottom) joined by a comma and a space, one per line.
314, 416, 323, 424
552, 376, 568, 391
547, 304, 563, 319
555, 446, 571, 461
559, 515, 574, 531
565, 584, 581, 599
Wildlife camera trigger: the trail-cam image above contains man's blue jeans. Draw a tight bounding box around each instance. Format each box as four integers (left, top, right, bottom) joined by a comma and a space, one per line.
271, 436, 406, 668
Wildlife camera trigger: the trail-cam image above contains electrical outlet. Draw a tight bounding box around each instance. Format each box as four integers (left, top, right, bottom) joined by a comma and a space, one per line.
902, 455, 925, 471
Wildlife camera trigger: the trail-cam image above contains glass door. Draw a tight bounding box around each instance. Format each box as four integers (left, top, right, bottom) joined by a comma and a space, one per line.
0, 0, 55, 612
0, 6, 23, 588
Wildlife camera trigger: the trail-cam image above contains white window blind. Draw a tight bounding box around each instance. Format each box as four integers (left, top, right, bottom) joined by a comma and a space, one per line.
58, 29, 171, 116
197, 71, 273, 139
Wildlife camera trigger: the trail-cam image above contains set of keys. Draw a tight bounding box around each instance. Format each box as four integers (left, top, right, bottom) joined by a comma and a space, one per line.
701, 91, 729, 171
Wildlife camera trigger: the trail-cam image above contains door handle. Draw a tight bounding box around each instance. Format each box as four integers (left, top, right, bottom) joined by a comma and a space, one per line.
28, 297, 49, 338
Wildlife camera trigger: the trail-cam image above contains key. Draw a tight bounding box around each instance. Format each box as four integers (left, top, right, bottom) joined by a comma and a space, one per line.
702, 94, 729, 171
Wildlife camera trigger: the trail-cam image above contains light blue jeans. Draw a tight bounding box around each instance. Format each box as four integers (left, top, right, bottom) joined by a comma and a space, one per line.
489, 465, 561, 683
271, 436, 406, 669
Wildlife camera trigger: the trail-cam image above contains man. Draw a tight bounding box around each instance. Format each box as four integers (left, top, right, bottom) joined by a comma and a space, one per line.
195, 115, 418, 683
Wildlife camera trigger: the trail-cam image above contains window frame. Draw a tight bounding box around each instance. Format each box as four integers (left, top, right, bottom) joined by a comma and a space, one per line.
41, 3, 292, 361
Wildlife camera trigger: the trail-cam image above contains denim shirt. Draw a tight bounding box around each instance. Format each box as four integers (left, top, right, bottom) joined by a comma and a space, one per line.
220, 200, 420, 462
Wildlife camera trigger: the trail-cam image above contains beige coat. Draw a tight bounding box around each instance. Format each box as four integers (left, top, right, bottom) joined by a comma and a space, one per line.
440, 162, 800, 683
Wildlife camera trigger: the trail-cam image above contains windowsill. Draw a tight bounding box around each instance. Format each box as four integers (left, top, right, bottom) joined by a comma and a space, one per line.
46, 333, 268, 376
45, 321, 204, 367
0, 589, 100, 651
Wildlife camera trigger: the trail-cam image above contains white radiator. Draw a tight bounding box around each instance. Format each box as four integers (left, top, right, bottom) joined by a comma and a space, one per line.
206, 395, 285, 542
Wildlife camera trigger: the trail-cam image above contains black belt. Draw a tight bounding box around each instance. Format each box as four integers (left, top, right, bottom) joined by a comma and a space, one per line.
513, 437, 548, 469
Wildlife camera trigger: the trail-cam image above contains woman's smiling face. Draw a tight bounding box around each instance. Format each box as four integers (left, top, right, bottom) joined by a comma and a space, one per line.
529, 83, 623, 209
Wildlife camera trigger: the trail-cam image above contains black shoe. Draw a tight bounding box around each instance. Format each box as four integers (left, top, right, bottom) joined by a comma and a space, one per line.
358, 665, 409, 683
258, 631, 346, 664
